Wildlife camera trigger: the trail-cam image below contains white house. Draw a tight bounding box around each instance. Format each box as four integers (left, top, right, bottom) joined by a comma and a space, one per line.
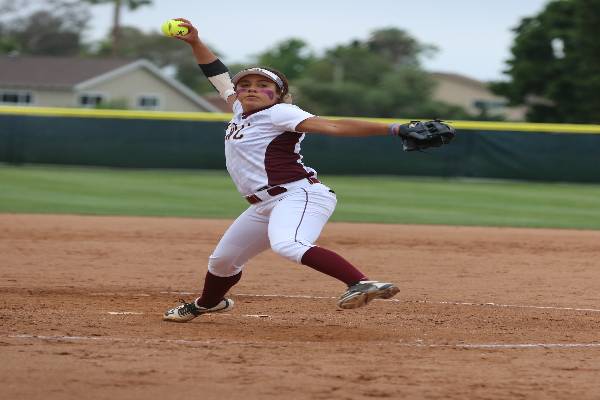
0, 55, 220, 112
431, 72, 527, 121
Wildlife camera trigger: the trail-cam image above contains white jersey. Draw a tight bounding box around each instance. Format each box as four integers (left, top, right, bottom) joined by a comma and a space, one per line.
225, 100, 316, 196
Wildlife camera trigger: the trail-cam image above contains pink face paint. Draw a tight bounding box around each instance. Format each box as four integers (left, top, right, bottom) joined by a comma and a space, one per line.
236, 87, 277, 101
258, 89, 275, 100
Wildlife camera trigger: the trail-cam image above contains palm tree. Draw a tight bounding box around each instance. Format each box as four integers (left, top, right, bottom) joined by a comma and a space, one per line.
84, 0, 152, 55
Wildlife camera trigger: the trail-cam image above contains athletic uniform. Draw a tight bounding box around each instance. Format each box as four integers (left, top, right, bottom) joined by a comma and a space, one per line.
209, 100, 338, 277
163, 65, 399, 322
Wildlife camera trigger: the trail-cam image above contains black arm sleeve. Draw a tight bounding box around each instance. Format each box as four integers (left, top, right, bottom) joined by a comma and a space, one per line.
198, 59, 229, 78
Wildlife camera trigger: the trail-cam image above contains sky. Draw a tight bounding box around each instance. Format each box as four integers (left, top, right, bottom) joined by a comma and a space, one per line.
86, 0, 550, 82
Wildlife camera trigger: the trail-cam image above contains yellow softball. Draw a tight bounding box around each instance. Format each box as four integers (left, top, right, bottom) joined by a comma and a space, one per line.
161, 19, 189, 37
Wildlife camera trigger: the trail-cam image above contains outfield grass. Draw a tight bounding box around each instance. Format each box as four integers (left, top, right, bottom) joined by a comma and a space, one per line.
1, 165, 600, 230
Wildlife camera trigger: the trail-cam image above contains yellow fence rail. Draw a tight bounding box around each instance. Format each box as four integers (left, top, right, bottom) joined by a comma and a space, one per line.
2, 106, 600, 134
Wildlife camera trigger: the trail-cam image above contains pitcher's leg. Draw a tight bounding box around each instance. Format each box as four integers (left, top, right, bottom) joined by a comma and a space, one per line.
268, 188, 367, 285
199, 206, 270, 307
195, 270, 242, 309
207, 208, 270, 279
269, 187, 399, 309
300, 246, 367, 285
164, 207, 269, 322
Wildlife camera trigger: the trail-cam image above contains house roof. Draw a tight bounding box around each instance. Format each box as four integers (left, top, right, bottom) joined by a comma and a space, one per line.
0, 56, 133, 89
0, 55, 220, 112
202, 92, 231, 113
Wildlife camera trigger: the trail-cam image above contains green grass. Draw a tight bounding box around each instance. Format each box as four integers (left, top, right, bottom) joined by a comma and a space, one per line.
1, 165, 600, 230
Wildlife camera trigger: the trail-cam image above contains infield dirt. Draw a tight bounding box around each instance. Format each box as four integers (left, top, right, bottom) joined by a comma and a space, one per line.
2, 214, 600, 400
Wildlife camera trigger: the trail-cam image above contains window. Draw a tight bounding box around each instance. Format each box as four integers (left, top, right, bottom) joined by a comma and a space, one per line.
79, 93, 104, 107
473, 100, 507, 111
137, 95, 160, 110
0, 90, 33, 105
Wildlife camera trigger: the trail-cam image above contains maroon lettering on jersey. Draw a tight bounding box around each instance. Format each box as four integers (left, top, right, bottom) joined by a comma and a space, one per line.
264, 131, 312, 186
225, 122, 249, 140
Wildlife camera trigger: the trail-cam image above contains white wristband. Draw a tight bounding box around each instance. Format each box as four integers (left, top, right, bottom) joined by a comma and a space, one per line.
208, 72, 236, 101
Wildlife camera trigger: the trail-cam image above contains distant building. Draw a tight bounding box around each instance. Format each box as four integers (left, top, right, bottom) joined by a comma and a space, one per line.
431, 72, 526, 121
202, 92, 231, 113
0, 55, 220, 112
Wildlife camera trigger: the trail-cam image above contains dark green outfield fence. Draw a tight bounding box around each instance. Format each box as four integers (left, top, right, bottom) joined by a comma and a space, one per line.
1, 107, 600, 182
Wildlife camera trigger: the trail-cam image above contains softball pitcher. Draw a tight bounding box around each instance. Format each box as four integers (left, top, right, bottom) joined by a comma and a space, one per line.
163, 19, 455, 322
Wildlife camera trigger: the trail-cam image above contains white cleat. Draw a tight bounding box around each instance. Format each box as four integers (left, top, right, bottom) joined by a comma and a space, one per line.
337, 281, 399, 309
163, 298, 234, 322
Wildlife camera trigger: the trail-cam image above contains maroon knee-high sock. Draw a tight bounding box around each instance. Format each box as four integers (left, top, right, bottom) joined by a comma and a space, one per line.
196, 271, 242, 308
300, 246, 368, 286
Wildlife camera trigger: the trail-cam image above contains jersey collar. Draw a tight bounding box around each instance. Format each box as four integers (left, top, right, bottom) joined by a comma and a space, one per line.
241, 103, 278, 119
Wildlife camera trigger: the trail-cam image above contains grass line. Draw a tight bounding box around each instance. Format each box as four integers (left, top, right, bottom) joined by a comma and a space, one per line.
1, 165, 600, 230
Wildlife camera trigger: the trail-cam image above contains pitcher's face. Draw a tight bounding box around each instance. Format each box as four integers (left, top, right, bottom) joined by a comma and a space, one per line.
235, 74, 280, 112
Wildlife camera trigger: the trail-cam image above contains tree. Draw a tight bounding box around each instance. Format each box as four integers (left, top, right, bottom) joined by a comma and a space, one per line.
320, 40, 394, 86
572, 0, 600, 122
12, 11, 81, 55
83, 0, 152, 55
255, 38, 315, 80
367, 27, 436, 67
292, 28, 464, 119
94, 26, 186, 63
493, 0, 600, 123
0, 1, 89, 56
92, 25, 231, 94
295, 66, 469, 120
